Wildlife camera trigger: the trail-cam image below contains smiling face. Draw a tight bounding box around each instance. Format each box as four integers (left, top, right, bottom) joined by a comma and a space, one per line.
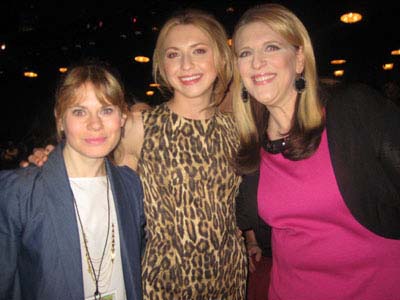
235, 21, 304, 108
60, 82, 126, 163
162, 24, 218, 102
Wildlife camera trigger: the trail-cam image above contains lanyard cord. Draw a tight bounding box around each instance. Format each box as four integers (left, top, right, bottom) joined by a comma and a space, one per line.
73, 174, 111, 300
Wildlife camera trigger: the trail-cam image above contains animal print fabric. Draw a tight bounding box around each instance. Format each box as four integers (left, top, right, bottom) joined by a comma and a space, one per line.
138, 103, 247, 300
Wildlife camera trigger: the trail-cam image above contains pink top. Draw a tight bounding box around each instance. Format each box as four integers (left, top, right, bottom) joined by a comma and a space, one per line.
258, 129, 400, 300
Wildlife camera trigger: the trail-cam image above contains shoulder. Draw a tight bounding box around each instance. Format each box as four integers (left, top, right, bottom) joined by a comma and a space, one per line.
0, 166, 42, 194
326, 83, 390, 110
0, 166, 43, 223
110, 164, 142, 194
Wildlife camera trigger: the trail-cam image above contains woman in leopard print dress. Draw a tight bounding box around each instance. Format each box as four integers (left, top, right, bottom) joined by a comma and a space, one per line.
118, 9, 247, 300
24, 9, 248, 300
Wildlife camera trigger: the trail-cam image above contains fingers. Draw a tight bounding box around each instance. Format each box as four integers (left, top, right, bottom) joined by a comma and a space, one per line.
28, 148, 48, 167
248, 256, 256, 273
19, 160, 29, 168
45, 144, 55, 154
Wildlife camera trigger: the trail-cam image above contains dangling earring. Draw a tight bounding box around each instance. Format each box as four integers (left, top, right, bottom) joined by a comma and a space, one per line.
120, 126, 125, 138
295, 74, 306, 94
60, 130, 66, 140
241, 86, 249, 103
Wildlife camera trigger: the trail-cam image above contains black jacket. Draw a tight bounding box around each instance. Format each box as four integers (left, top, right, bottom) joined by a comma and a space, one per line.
236, 83, 400, 240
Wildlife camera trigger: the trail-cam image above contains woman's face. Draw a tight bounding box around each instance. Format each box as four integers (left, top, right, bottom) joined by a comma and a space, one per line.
162, 24, 218, 102
235, 21, 304, 108
61, 82, 126, 162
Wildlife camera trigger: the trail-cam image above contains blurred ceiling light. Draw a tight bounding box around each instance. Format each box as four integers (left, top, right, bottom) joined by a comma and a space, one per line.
330, 59, 347, 65
226, 7, 235, 13
382, 63, 394, 70
152, 26, 159, 32
134, 56, 150, 63
391, 49, 400, 55
149, 83, 160, 87
333, 70, 345, 77
1, 43, 6, 50
59, 67, 68, 73
340, 12, 362, 24
227, 39, 233, 46
24, 71, 38, 78
146, 90, 155, 96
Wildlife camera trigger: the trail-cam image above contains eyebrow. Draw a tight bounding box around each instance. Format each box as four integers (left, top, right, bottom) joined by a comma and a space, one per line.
164, 42, 210, 52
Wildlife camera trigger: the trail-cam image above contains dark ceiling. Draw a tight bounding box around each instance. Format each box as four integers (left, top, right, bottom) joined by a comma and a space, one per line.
0, 0, 399, 145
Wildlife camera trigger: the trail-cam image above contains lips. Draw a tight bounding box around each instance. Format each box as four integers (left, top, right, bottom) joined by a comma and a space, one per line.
84, 137, 107, 145
251, 73, 275, 85
179, 74, 202, 85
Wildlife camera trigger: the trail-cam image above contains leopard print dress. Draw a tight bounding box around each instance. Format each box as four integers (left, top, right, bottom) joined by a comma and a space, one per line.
138, 103, 247, 300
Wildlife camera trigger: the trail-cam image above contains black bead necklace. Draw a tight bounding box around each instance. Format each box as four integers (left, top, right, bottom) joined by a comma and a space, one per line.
73, 172, 111, 300
263, 136, 289, 154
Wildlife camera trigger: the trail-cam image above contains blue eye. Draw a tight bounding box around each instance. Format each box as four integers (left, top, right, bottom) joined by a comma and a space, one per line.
166, 52, 178, 59
194, 48, 206, 55
265, 44, 280, 52
238, 50, 251, 58
72, 109, 85, 117
101, 107, 114, 115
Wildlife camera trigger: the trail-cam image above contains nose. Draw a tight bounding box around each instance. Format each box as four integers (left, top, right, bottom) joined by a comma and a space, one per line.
181, 53, 194, 71
87, 113, 103, 131
252, 50, 267, 69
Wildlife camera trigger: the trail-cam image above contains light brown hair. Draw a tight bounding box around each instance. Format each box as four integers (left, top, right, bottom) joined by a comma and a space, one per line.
54, 63, 128, 141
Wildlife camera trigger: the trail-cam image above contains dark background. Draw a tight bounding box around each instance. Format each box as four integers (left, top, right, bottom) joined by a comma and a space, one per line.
0, 0, 399, 161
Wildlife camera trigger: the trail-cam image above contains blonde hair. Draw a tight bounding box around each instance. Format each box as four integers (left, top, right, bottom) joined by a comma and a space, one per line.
232, 4, 325, 172
152, 9, 233, 106
54, 63, 128, 141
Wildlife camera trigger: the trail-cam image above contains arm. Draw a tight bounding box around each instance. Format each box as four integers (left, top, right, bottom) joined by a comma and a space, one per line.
113, 110, 144, 171
0, 170, 23, 297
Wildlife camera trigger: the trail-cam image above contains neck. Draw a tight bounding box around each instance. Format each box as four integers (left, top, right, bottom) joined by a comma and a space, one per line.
266, 92, 297, 140
168, 96, 215, 120
63, 147, 106, 178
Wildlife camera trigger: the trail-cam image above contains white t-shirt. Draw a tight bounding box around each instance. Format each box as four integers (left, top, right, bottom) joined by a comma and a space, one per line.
70, 176, 126, 300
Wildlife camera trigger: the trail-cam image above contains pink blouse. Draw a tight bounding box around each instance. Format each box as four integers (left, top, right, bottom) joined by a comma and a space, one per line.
258, 129, 400, 300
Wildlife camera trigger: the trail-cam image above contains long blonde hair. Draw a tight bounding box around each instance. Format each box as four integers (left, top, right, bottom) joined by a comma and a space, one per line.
232, 4, 325, 173
152, 9, 233, 106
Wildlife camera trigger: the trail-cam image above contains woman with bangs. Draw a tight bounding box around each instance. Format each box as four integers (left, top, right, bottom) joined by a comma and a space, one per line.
0, 63, 145, 300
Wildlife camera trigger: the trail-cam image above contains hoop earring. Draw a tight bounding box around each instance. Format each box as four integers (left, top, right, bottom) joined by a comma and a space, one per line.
241, 86, 249, 103
295, 74, 306, 94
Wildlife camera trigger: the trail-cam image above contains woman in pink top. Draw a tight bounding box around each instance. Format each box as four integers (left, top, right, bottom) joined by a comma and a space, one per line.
231, 3, 400, 300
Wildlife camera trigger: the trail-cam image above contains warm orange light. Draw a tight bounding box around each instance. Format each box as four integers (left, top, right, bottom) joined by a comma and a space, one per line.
333, 70, 344, 77
391, 49, 400, 56
330, 59, 347, 65
149, 83, 160, 87
24, 71, 38, 78
59, 67, 68, 73
340, 12, 362, 24
134, 56, 150, 63
382, 63, 394, 70
227, 39, 233, 46
146, 90, 155, 96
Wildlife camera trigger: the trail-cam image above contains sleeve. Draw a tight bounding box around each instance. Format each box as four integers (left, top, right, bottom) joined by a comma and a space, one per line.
358, 84, 400, 192
0, 170, 24, 298
236, 172, 259, 231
